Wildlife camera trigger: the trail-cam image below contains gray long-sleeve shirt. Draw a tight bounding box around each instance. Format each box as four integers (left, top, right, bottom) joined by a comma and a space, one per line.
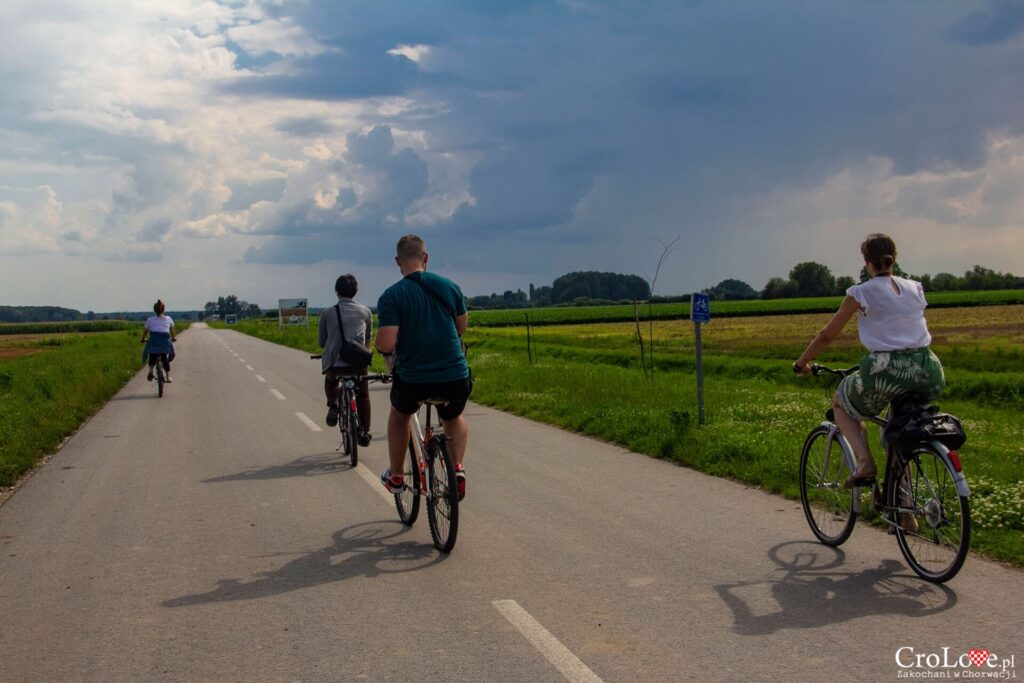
318, 297, 373, 373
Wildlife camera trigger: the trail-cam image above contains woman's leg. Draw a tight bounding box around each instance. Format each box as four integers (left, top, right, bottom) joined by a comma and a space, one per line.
833, 393, 876, 483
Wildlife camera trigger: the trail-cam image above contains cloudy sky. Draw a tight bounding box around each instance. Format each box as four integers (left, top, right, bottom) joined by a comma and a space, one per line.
1, 0, 1023, 310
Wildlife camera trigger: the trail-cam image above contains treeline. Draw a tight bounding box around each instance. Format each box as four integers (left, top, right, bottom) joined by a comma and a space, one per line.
753, 263, 1024, 300
0, 306, 83, 323
465, 263, 1023, 309
467, 271, 650, 310
202, 295, 262, 319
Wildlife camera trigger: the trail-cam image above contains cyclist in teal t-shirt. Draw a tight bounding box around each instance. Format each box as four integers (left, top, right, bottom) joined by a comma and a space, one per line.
375, 234, 472, 499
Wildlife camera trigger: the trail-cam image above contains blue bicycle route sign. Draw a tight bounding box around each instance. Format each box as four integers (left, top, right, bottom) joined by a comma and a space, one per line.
691, 292, 711, 323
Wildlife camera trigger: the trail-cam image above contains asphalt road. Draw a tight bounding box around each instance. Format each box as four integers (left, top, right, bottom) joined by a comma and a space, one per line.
1, 323, 1020, 682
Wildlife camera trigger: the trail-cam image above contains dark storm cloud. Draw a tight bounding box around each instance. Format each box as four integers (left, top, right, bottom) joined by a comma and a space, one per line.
240, 1, 1024, 275
274, 117, 335, 137
947, 0, 1024, 45
223, 178, 288, 211
223, 48, 420, 101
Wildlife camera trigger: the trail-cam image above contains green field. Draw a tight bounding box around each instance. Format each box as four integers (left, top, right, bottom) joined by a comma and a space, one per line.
0, 320, 141, 335
221, 303, 1024, 565
467, 289, 1024, 327
0, 324, 189, 487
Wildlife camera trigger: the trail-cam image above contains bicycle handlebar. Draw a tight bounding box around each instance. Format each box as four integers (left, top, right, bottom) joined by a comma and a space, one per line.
808, 364, 859, 377
310, 354, 322, 359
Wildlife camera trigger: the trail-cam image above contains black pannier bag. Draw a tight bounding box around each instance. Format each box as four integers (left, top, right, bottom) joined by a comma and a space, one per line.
884, 403, 967, 452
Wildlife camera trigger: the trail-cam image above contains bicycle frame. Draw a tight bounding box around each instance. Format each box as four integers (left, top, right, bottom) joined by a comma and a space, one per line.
405, 403, 446, 499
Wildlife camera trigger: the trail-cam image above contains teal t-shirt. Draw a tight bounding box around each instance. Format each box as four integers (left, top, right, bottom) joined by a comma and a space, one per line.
377, 271, 469, 383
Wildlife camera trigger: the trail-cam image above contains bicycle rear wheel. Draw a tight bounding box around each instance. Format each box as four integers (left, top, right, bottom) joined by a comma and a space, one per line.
799, 425, 857, 546
426, 437, 459, 553
156, 364, 165, 398
344, 389, 358, 467
395, 438, 420, 526
889, 448, 970, 583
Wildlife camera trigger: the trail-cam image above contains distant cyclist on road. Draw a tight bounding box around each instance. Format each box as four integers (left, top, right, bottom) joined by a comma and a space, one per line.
374, 234, 472, 499
793, 233, 945, 490
319, 274, 374, 446
140, 299, 177, 383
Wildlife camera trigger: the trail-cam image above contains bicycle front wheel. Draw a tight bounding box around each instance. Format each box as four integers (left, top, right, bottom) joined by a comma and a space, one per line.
889, 448, 970, 583
799, 425, 857, 546
426, 437, 459, 553
395, 438, 420, 526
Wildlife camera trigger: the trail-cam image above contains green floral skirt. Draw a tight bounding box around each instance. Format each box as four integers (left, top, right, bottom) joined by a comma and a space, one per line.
837, 347, 945, 421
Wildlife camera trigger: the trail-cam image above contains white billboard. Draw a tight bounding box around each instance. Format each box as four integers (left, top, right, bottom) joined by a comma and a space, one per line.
278, 298, 309, 328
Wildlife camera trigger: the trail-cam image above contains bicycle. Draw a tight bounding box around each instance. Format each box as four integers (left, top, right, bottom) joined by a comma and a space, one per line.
392, 398, 460, 553
142, 343, 168, 398
798, 364, 971, 583
310, 355, 388, 468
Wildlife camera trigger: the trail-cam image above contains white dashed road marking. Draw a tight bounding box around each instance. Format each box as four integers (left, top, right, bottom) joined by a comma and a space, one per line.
356, 464, 395, 503
492, 600, 604, 683
246, 365, 254, 371
270, 389, 286, 400
295, 412, 322, 432
256, 375, 266, 383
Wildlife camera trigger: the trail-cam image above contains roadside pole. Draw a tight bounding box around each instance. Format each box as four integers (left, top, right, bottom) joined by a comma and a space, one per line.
691, 292, 711, 425
525, 313, 533, 364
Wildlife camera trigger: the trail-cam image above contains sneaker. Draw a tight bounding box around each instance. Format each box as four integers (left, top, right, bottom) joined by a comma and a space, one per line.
455, 465, 466, 501
147, 369, 154, 381
326, 404, 339, 427
357, 430, 371, 447
380, 468, 404, 494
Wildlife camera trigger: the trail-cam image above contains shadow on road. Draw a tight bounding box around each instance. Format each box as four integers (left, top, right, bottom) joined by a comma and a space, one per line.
110, 394, 161, 401
161, 521, 443, 608
713, 541, 957, 635
201, 452, 352, 483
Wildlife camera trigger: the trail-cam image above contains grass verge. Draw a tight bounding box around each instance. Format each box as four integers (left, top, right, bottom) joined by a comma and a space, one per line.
0, 326, 187, 487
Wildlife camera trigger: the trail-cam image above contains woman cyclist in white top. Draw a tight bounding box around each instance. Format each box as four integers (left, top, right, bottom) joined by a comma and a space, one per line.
140, 299, 177, 383
793, 234, 945, 488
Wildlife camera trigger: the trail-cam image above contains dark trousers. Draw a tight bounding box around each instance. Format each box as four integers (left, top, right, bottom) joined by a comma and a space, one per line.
325, 369, 370, 431
148, 353, 170, 371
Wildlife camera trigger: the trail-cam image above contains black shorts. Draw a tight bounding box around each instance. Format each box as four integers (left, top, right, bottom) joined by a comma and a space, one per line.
390, 373, 473, 420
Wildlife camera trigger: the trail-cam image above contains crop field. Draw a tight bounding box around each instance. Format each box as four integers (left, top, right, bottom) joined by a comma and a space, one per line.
468, 289, 1024, 327
221, 304, 1024, 564
0, 320, 141, 335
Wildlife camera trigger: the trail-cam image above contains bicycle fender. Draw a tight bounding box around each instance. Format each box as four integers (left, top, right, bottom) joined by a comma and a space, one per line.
821, 422, 863, 514
927, 441, 971, 497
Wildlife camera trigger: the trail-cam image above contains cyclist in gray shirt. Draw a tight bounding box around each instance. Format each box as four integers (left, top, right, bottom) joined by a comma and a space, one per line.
318, 274, 374, 445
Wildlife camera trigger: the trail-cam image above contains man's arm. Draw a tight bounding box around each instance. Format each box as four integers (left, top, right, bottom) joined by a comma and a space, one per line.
455, 313, 468, 337
375, 325, 398, 372
317, 311, 328, 348
375, 326, 398, 354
